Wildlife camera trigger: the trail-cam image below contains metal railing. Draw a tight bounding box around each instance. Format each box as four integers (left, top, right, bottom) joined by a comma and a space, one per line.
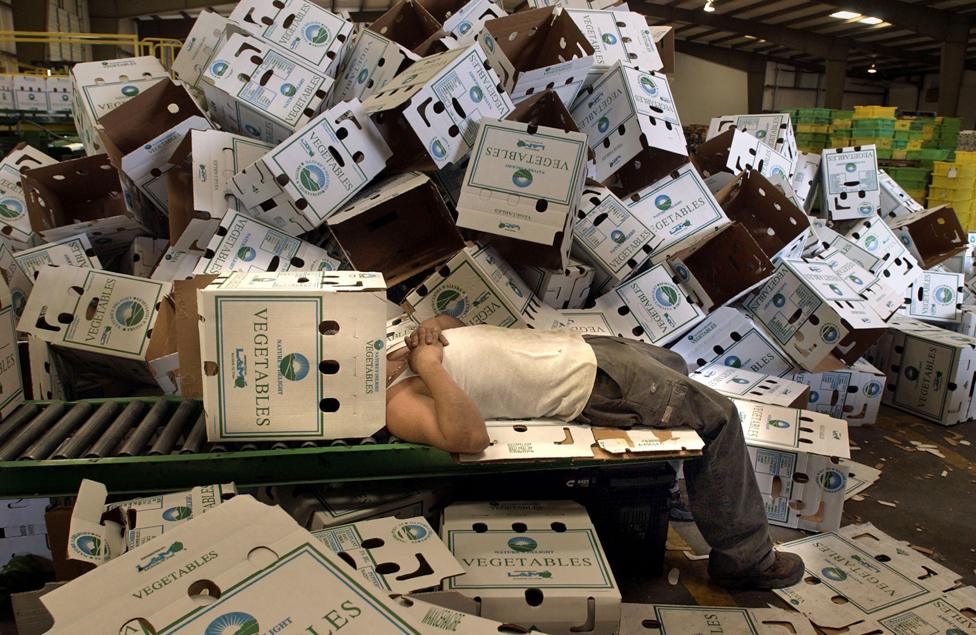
0, 31, 183, 71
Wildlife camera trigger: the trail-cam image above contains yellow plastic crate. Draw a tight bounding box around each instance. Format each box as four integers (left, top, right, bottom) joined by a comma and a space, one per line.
934, 162, 976, 178
831, 120, 853, 130
851, 137, 893, 149
907, 140, 923, 150
955, 151, 976, 164
929, 186, 976, 201
931, 174, 976, 190
891, 149, 909, 160
905, 188, 928, 200
854, 105, 897, 119
895, 120, 911, 131
797, 124, 830, 134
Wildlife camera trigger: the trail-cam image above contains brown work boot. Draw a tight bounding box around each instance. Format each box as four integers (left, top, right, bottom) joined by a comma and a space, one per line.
710, 552, 805, 590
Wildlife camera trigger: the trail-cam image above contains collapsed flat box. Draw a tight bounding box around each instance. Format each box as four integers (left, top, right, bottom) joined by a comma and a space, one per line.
0, 143, 57, 244
669, 306, 798, 377
619, 603, 816, 635
328, 171, 464, 287
442, 500, 621, 635
690, 363, 808, 408
793, 358, 885, 426
266, 482, 448, 530
43, 495, 523, 634
898, 268, 964, 324
733, 399, 849, 532
22, 154, 147, 256
404, 243, 557, 328
479, 6, 594, 105
517, 260, 594, 310
198, 271, 388, 441
820, 145, 881, 221
363, 45, 514, 170
457, 91, 588, 269
887, 204, 968, 269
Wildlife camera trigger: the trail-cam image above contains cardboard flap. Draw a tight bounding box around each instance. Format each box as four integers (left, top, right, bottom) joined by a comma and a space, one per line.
716, 169, 810, 260
314, 516, 465, 593
507, 88, 581, 132
65, 480, 125, 567
592, 427, 704, 455
691, 363, 809, 408
892, 204, 968, 269
370, 0, 443, 53
457, 420, 597, 462
620, 604, 817, 635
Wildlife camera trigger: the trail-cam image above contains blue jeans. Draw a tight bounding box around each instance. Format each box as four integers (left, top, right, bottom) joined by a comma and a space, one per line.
578, 336, 775, 576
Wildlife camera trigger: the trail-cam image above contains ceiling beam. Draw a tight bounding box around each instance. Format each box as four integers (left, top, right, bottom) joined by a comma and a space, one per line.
631, 0, 940, 66
676, 39, 824, 74
813, 0, 974, 40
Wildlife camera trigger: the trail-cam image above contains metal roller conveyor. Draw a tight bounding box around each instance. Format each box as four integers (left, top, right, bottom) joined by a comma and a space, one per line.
86, 401, 147, 458
20, 402, 94, 460
0, 404, 68, 461
0, 404, 41, 447
179, 413, 206, 454
53, 402, 122, 459
147, 400, 199, 456
116, 400, 170, 457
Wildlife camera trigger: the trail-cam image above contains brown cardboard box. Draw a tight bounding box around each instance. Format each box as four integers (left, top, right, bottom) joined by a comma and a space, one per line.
715, 169, 810, 261
889, 204, 968, 269
370, 0, 444, 55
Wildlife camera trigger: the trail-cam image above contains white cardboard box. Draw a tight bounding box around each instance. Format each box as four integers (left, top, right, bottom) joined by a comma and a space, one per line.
232, 99, 391, 230
811, 246, 903, 321
436, 0, 506, 46
442, 500, 621, 635
867, 315, 976, 426
0, 144, 58, 244
565, 8, 662, 90
192, 129, 273, 220
0, 276, 23, 419
878, 168, 925, 222
840, 216, 923, 299
0, 240, 33, 319
744, 259, 888, 371
790, 150, 821, 212
571, 62, 686, 183
887, 204, 968, 270
194, 210, 341, 275
151, 218, 220, 281
820, 145, 881, 221
706, 112, 798, 170
690, 363, 808, 408
668, 306, 798, 377
517, 260, 594, 310
404, 243, 557, 328
0, 76, 14, 111
230, 0, 354, 78
456, 117, 587, 269
479, 6, 594, 106
13, 233, 101, 281
127, 237, 169, 278
45, 76, 73, 115
793, 358, 885, 426
201, 33, 333, 145
198, 271, 388, 441
898, 269, 964, 324
171, 11, 234, 91
363, 45, 514, 170
13, 76, 47, 113
619, 604, 816, 635
328, 28, 415, 106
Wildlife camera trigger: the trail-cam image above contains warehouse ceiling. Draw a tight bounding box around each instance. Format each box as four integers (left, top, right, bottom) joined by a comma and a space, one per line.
92, 0, 976, 78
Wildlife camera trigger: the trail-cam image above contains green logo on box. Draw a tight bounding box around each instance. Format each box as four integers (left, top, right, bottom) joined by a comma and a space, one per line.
818, 468, 845, 493
280, 353, 309, 381
512, 169, 533, 188
435, 287, 467, 318
934, 285, 954, 304
820, 324, 840, 343
905, 366, 919, 381
597, 116, 610, 133
768, 419, 791, 429
639, 75, 658, 96
469, 86, 483, 102
821, 567, 847, 581
864, 382, 881, 396
113, 298, 148, 330
205, 612, 259, 635
393, 522, 430, 543
601, 33, 617, 45
508, 537, 538, 552
772, 293, 786, 308
845, 162, 857, 173
357, 68, 369, 84
237, 246, 257, 262
210, 60, 229, 77
864, 236, 879, 251
162, 506, 192, 521
611, 229, 626, 244
303, 23, 330, 45
280, 83, 297, 97
0, 198, 23, 219
654, 194, 672, 210
724, 355, 742, 368
298, 162, 328, 193
654, 284, 680, 308
70, 533, 102, 558
121, 85, 140, 97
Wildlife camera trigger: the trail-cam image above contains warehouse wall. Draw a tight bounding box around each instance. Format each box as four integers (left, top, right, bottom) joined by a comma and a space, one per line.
887, 71, 976, 128
670, 52, 749, 125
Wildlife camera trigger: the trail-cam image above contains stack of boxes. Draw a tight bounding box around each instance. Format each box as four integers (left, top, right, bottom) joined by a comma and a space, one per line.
0, 75, 74, 116
791, 108, 832, 153
829, 109, 852, 149
935, 116, 961, 150
927, 158, 976, 230
886, 166, 930, 203
851, 105, 896, 160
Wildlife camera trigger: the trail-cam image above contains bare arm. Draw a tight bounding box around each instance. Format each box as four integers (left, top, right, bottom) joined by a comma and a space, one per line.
406, 314, 466, 348
386, 341, 488, 453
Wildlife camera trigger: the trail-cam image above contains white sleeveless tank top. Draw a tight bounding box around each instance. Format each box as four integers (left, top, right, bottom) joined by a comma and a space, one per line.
415, 325, 598, 420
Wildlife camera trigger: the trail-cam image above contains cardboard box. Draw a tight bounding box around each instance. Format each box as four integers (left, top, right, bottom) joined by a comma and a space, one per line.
790, 150, 821, 212
13, 75, 48, 113
810, 246, 903, 321
21, 154, 147, 257
517, 260, 594, 309
313, 516, 464, 593
230, 0, 354, 78
171, 10, 234, 91
370, 0, 446, 56
793, 357, 885, 426
669, 306, 798, 377
565, 8, 663, 90
201, 33, 333, 145
774, 524, 969, 633
479, 7, 594, 106
0, 496, 49, 565
126, 236, 169, 278
194, 210, 341, 275
820, 145, 881, 221
456, 93, 588, 269
706, 112, 798, 169
585, 261, 706, 346
442, 500, 621, 635
0, 276, 24, 419
11, 582, 63, 635
714, 169, 811, 262
45, 75, 73, 114
404, 243, 557, 327
232, 99, 391, 231
733, 399, 850, 532
0, 240, 34, 319
878, 169, 925, 222
151, 218, 220, 281
868, 315, 976, 426
570, 62, 685, 186
690, 363, 809, 408
0, 76, 14, 111
745, 259, 888, 372
363, 45, 514, 171
192, 129, 272, 220
898, 269, 964, 324
668, 222, 774, 313
197, 270, 388, 441
70, 57, 169, 155
693, 128, 794, 183
887, 204, 968, 269
840, 216, 923, 298
619, 604, 816, 635
66, 480, 236, 567
328, 171, 464, 287
422, 0, 507, 46
13, 233, 101, 281
97, 79, 212, 215
328, 28, 415, 106
267, 482, 447, 530
44, 495, 523, 634
0, 143, 58, 245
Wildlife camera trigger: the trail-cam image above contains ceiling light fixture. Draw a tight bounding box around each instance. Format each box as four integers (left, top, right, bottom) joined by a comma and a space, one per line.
867, 62, 878, 74
704, 0, 716, 13
859, 16, 883, 25
830, 10, 861, 19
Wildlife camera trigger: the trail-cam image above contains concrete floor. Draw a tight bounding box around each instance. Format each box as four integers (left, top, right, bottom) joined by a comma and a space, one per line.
616, 405, 976, 609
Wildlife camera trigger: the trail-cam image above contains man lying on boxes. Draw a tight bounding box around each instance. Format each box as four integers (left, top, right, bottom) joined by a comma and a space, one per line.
386, 315, 804, 591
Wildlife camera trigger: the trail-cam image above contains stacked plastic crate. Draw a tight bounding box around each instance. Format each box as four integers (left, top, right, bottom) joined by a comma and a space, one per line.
829, 110, 853, 148
935, 116, 961, 151
792, 108, 832, 153
852, 105, 897, 159
928, 154, 976, 230
886, 166, 931, 203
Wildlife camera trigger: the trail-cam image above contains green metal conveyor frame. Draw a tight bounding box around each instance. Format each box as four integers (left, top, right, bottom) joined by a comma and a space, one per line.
0, 398, 688, 497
